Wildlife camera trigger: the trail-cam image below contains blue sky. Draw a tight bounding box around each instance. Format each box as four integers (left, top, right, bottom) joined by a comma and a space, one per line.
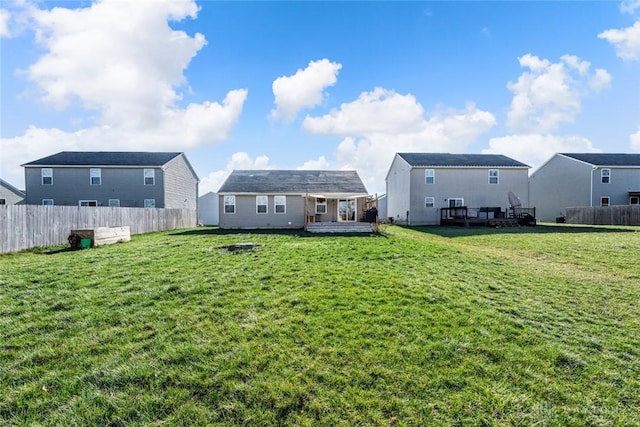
1, 0, 639, 195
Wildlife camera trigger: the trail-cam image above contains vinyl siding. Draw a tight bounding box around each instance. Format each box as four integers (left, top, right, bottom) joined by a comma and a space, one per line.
529, 155, 592, 221
218, 195, 306, 228
591, 167, 640, 206
163, 154, 199, 209
0, 183, 24, 205
24, 167, 166, 207
409, 167, 529, 225
385, 155, 412, 224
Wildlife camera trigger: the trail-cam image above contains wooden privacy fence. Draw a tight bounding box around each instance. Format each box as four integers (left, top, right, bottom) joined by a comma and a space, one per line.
566, 205, 640, 226
0, 205, 197, 254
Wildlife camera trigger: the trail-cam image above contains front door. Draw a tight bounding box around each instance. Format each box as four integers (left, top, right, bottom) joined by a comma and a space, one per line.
338, 199, 356, 222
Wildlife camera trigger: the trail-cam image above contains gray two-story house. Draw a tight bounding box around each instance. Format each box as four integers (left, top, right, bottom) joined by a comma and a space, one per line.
386, 153, 531, 225
218, 170, 369, 229
530, 153, 640, 222
21, 151, 199, 208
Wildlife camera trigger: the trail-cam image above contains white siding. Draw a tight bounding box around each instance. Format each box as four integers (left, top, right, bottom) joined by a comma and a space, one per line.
385, 154, 412, 224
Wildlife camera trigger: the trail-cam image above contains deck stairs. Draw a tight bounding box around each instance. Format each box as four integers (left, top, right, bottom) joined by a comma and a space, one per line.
306, 222, 375, 234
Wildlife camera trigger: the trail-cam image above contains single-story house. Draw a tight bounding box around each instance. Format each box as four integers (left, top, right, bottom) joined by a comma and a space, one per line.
217, 170, 369, 229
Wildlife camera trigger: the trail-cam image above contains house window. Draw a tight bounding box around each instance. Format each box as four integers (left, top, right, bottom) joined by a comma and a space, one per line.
489, 169, 499, 185
425, 197, 435, 208
275, 195, 286, 214
0, 199, 6, 205
601, 169, 610, 184
256, 195, 268, 214
631, 196, 639, 205
80, 200, 98, 207
316, 197, 327, 214
109, 199, 120, 207
425, 169, 435, 184
224, 195, 236, 214
90, 168, 101, 185
42, 199, 54, 205
144, 169, 155, 185
42, 168, 53, 185
144, 199, 156, 208
601, 197, 610, 207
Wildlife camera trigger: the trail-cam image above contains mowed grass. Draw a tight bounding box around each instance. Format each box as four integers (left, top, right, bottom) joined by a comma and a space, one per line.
1, 224, 640, 426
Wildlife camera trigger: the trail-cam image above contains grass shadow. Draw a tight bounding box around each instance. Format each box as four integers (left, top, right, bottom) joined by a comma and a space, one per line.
405, 223, 639, 238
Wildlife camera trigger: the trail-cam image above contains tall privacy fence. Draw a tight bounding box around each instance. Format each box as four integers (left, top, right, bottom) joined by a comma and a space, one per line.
1, 205, 197, 254
566, 205, 640, 226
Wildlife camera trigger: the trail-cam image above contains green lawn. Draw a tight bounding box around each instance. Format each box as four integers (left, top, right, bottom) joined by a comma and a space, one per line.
1, 224, 639, 426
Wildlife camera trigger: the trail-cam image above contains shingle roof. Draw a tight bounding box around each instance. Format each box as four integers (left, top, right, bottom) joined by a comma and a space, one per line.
218, 170, 368, 194
22, 151, 182, 167
397, 153, 530, 168
560, 153, 640, 167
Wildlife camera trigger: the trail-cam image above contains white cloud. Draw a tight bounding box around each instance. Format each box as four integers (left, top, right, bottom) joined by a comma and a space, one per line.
621, 0, 640, 15
631, 128, 640, 152
297, 156, 330, 170
483, 134, 601, 171
302, 88, 496, 194
590, 68, 612, 91
199, 152, 272, 195
506, 54, 610, 133
0, 8, 10, 37
303, 88, 427, 135
271, 59, 342, 121
598, 21, 640, 61
1, 0, 247, 187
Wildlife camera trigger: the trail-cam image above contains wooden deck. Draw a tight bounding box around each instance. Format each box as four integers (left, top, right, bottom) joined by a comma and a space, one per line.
440, 206, 536, 227
305, 222, 376, 233
440, 217, 522, 227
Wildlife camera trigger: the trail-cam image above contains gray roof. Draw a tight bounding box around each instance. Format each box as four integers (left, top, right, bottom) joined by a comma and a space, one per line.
398, 153, 530, 168
22, 151, 183, 167
560, 153, 640, 167
218, 170, 368, 194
